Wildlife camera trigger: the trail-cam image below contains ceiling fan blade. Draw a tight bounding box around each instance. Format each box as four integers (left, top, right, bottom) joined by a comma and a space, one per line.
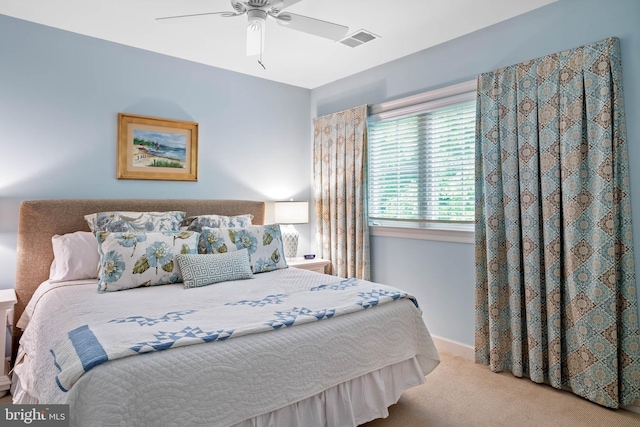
246, 21, 265, 56
276, 13, 348, 41
267, 0, 303, 17
156, 11, 239, 21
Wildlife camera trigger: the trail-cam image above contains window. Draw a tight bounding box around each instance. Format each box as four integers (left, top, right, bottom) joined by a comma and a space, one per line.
367, 81, 476, 243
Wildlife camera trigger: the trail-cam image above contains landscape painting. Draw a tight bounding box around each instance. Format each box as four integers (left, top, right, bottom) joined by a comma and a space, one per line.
117, 113, 198, 181
133, 129, 187, 169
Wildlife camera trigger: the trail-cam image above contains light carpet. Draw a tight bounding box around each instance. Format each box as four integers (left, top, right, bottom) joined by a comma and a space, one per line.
364, 350, 640, 427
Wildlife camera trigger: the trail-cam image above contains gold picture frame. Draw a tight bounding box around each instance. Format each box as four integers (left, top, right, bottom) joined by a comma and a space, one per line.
117, 113, 198, 181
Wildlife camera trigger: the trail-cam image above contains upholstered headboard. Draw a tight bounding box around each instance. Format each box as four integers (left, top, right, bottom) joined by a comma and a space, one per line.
13, 199, 265, 361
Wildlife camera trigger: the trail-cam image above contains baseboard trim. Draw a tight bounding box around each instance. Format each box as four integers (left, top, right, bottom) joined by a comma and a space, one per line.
623, 405, 640, 414
431, 335, 474, 360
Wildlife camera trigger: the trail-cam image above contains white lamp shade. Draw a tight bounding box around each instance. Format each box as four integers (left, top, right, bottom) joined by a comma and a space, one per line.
274, 201, 309, 224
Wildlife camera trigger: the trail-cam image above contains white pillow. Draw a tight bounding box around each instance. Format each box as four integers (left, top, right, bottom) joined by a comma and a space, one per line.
49, 231, 100, 283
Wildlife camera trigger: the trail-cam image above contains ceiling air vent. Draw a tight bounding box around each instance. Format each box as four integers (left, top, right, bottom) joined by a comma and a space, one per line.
339, 29, 380, 48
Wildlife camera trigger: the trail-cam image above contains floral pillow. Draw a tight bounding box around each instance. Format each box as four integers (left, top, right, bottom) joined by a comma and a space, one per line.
85, 211, 186, 233
198, 225, 288, 273
97, 231, 198, 292
184, 214, 253, 232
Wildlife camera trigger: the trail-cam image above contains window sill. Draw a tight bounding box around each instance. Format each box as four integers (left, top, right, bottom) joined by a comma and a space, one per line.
369, 225, 474, 244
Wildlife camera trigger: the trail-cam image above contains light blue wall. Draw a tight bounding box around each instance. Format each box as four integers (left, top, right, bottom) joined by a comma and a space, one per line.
0, 15, 313, 288
2, 0, 639, 348
311, 0, 640, 346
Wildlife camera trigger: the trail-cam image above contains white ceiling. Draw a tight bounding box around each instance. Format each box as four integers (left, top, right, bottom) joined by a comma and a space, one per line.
1, 0, 557, 89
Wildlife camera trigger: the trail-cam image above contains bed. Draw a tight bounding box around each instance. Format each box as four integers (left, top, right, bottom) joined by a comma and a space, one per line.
11, 199, 440, 427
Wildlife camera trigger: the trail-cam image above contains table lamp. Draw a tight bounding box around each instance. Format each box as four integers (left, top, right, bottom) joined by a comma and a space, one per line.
274, 201, 309, 259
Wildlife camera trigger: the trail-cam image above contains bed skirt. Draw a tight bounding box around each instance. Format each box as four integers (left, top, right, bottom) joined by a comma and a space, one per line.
12, 356, 425, 427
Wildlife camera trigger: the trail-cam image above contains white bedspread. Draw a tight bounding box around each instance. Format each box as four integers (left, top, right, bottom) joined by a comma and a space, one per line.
15, 268, 440, 427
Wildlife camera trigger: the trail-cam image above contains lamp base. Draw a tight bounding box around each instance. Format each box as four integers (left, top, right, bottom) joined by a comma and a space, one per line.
281, 225, 299, 259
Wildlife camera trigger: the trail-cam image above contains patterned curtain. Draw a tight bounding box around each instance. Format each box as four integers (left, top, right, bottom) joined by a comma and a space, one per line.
475, 37, 640, 408
313, 105, 370, 280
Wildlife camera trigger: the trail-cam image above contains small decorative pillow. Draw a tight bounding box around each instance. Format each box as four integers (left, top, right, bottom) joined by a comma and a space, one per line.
96, 231, 198, 292
184, 214, 253, 232
85, 211, 186, 233
175, 250, 253, 289
49, 231, 100, 283
199, 225, 288, 273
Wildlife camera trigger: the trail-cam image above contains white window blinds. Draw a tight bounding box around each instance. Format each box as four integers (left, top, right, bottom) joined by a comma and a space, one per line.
367, 88, 476, 228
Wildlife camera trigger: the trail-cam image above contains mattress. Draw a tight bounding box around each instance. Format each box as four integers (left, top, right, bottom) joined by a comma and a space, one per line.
14, 268, 440, 426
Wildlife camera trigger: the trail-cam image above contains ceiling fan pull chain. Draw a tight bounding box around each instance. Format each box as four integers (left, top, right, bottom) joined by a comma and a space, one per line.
258, 28, 266, 69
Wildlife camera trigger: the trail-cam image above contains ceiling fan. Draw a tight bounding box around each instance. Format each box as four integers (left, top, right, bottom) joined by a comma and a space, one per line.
157, 0, 349, 57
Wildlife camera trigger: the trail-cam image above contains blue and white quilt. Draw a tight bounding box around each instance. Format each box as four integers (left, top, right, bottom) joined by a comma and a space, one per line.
15, 268, 439, 427
48, 277, 415, 392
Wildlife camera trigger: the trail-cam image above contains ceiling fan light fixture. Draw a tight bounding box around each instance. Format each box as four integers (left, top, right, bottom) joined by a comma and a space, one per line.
247, 9, 267, 29
246, 9, 267, 56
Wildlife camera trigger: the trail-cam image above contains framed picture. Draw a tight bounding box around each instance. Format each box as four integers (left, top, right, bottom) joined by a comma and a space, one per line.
117, 113, 198, 181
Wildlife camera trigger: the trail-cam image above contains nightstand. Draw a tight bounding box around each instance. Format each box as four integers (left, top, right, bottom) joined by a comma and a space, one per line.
287, 257, 330, 274
0, 289, 16, 398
